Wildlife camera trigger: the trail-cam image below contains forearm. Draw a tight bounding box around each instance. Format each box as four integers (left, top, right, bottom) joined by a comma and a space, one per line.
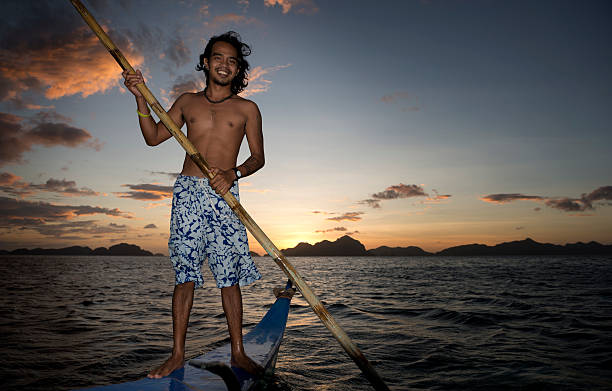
237, 154, 264, 178
135, 96, 159, 145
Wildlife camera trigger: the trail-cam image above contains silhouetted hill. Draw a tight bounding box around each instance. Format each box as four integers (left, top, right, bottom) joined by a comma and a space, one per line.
1, 243, 155, 256
9, 246, 93, 256
367, 245, 432, 256
282, 235, 367, 256
2, 238, 610, 258
437, 238, 612, 256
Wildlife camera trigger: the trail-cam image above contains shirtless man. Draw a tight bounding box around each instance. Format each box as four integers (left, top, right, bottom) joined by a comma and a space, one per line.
122, 31, 264, 378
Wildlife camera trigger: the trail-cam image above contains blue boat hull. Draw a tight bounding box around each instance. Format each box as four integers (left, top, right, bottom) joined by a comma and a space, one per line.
75, 288, 293, 391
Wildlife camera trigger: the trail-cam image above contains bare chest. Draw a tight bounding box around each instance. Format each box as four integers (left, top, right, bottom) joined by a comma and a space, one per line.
183, 99, 246, 142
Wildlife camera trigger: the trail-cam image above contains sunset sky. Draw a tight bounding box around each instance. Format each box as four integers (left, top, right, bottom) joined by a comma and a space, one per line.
1, 0, 611, 255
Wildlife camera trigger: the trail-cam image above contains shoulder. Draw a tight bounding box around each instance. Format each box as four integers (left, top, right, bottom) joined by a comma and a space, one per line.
232, 96, 260, 116
173, 92, 199, 108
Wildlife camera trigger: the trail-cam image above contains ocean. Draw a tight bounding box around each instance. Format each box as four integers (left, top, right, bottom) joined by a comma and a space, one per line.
1, 254, 611, 390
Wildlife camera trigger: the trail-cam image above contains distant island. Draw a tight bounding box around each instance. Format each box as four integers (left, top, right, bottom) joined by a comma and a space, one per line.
0, 243, 163, 257
1, 236, 611, 257
280, 235, 612, 256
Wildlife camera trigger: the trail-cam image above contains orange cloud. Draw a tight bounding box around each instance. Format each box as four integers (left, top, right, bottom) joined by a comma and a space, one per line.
241, 64, 292, 97
0, 2, 143, 107
264, 0, 319, 14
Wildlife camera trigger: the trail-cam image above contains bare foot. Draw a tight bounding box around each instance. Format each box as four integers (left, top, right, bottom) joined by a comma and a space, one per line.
148, 354, 185, 378
231, 353, 264, 376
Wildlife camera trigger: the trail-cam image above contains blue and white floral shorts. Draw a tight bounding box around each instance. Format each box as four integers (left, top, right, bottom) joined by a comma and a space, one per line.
168, 174, 262, 289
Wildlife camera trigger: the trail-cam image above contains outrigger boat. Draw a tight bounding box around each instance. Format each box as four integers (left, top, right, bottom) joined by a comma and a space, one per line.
76, 282, 295, 391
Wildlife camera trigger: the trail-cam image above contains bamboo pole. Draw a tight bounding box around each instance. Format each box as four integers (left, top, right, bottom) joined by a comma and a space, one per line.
69, 1, 390, 390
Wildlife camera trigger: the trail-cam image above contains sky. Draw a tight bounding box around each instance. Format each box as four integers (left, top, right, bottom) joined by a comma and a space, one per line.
1, 0, 611, 255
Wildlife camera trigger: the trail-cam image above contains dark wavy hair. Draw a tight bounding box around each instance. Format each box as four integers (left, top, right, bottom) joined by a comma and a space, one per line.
196, 31, 251, 95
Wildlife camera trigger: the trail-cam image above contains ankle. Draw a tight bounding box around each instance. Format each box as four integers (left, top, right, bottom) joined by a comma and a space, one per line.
171, 350, 185, 360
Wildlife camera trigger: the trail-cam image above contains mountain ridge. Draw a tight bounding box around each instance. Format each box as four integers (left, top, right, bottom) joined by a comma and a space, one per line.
0, 243, 161, 256
2, 236, 611, 256
281, 235, 612, 256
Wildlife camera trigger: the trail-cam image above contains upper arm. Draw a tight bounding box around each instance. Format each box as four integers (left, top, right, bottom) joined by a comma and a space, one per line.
244, 101, 264, 162
155, 94, 187, 143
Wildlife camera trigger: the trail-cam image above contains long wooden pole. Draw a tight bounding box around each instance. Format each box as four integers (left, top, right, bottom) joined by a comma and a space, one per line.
69, 1, 390, 390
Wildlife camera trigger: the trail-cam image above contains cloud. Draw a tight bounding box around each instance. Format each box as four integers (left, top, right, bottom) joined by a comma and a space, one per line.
481, 193, 544, 204
238, 0, 250, 12
381, 91, 420, 112
372, 183, 428, 200
168, 74, 205, 101
30, 179, 98, 197
381, 92, 411, 104
583, 186, 612, 206
0, 2, 143, 106
481, 186, 612, 213
544, 198, 585, 212
115, 183, 173, 201
28, 220, 129, 238
0, 173, 99, 198
241, 64, 292, 97
264, 0, 319, 14
359, 183, 450, 208
315, 226, 347, 233
149, 170, 180, 180
428, 189, 452, 201
326, 212, 364, 222
0, 112, 101, 166
164, 37, 191, 69
0, 172, 21, 186
357, 199, 381, 209
0, 196, 132, 236
144, 223, 157, 229
205, 13, 263, 30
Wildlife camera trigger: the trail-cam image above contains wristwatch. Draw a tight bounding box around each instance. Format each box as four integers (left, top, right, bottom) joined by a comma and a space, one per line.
232, 167, 242, 180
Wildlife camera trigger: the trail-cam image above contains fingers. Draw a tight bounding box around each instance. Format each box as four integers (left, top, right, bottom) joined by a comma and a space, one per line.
208, 168, 231, 195
122, 69, 144, 87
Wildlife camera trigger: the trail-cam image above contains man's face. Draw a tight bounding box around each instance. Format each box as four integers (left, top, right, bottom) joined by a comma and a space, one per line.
204, 41, 239, 87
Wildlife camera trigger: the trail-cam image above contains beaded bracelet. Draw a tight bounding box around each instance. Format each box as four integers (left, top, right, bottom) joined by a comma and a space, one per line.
137, 109, 151, 118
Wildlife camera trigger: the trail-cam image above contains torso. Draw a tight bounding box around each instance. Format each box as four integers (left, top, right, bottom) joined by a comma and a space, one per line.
178, 92, 250, 176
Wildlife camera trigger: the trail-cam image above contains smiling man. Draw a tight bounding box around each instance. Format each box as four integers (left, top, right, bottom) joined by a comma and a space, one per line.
122, 31, 264, 378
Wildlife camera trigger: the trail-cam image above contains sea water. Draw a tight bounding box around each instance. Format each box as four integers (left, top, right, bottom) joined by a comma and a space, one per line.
1, 255, 611, 390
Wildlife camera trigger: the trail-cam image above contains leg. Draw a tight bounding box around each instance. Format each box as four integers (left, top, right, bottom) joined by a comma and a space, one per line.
148, 281, 195, 378
221, 284, 264, 375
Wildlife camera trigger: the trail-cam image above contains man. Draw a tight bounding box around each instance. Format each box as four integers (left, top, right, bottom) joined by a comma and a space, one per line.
122, 31, 264, 378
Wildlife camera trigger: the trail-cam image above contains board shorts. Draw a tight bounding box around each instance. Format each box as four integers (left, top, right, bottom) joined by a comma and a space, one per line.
168, 174, 262, 289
